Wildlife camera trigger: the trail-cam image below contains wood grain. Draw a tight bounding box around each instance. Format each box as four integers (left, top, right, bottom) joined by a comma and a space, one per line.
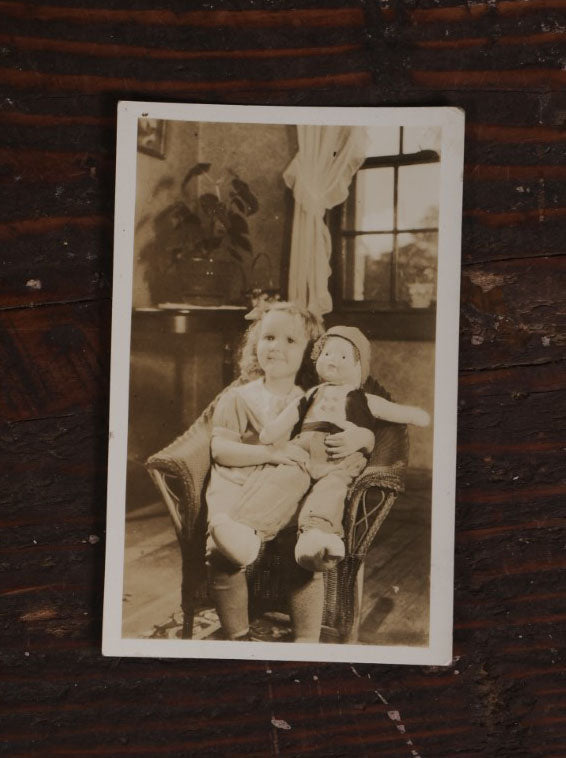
1, 1, 565, 756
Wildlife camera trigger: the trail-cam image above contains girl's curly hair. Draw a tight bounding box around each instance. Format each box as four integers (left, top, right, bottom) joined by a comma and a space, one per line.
238, 301, 323, 389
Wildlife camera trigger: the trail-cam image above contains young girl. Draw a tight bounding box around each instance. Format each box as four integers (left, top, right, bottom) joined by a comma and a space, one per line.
206, 302, 374, 642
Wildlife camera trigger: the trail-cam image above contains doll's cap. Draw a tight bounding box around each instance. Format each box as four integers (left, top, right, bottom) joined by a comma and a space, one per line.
324, 326, 371, 384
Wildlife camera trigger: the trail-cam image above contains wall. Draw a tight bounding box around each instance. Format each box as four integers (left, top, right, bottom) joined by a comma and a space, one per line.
369, 339, 435, 471
132, 120, 295, 307
132, 120, 200, 307
197, 121, 296, 293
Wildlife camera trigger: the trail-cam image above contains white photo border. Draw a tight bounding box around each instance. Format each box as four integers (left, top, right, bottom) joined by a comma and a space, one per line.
103, 101, 465, 665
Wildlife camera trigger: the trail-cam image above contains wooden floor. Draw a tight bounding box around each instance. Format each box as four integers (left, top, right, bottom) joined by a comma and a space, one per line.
122, 476, 431, 645
359, 479, 431, 647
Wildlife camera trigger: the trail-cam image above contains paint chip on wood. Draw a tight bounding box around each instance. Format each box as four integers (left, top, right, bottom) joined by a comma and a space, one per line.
271, 717, 292, 730
467, 270, 516, 292
20, 608, 58, 622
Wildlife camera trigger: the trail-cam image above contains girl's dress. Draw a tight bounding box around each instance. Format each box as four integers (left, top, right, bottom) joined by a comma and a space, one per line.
206, 378, 311, 541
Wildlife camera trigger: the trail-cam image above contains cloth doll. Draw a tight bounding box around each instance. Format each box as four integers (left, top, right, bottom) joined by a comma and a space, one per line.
260, 325, 430, 572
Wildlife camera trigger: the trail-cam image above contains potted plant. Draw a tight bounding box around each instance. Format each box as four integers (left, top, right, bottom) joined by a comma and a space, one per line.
396, 231, 437, 309
139, 163, 259, 305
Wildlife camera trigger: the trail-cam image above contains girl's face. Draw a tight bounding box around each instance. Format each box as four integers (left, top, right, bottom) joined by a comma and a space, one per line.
256, 310, 308, 380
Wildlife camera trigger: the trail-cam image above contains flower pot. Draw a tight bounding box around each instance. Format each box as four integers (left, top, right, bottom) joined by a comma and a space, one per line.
408, 282, 435, 309
176, 255, 244, 305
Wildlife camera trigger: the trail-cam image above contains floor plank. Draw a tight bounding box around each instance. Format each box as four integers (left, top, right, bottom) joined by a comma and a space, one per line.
122, 503, 181, 638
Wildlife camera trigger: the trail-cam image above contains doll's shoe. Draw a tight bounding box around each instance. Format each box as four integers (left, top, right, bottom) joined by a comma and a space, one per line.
210, 516, 261, 567
295, 529, 345, 572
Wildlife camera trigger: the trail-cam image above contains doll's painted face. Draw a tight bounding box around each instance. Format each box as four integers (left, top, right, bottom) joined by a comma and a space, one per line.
256, 310, 309, 380
316, 336, 361, 387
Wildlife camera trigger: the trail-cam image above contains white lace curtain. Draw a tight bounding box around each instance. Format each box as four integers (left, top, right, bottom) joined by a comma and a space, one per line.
283, 125, 366, 316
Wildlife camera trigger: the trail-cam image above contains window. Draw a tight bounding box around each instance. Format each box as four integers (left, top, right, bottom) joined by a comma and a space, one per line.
328, 127, 441, 340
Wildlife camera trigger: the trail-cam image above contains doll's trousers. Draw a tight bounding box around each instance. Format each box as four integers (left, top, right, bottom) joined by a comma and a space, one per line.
297, 469, 353, 537
294, 431, 367, 536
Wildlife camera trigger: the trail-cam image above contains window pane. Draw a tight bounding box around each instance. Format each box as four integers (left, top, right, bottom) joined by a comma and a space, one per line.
398, 163, 439, 229
403, 126, 441, 154
342, 234, 393, 302
348, 167, 394, 231
396, 231, 438, 308
364, 126, 400, 157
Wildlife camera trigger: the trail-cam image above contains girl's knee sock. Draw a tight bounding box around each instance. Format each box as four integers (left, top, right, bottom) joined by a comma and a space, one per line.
288, 570, 324, 643
208, 564, 250, 640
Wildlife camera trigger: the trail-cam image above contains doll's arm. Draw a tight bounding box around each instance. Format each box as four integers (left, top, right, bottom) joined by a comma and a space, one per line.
366, 393, 430, 427
259, 399, 302, 445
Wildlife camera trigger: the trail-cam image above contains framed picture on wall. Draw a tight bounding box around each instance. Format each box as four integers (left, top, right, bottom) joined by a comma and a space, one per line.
137, 117, 166, 158
103, 101, 465, 666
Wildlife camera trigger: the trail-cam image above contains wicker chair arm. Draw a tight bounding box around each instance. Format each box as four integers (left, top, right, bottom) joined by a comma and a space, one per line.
367, 424, 409, 468
343, 457, 407, 559
147, 427, 210, 483
350, 461, 406, 499
146, 421, 212, 538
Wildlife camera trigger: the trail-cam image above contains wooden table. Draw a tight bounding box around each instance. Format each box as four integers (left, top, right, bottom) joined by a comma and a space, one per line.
1, 3, 565, 757
132, 307, 248, 426
127, 307, 247, 508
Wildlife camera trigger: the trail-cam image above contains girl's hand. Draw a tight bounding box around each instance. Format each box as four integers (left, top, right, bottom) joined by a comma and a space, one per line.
325, 422, 375, 460
269, 442, 309, 466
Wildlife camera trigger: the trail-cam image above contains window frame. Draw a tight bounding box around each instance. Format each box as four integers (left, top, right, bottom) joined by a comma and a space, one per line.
328, 133, 441, 342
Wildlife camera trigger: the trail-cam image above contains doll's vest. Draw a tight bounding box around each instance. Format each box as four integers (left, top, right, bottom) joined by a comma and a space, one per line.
291, 387, 375, 441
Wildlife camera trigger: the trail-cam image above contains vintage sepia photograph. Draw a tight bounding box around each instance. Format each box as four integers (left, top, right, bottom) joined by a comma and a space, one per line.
103, 102, 464, 665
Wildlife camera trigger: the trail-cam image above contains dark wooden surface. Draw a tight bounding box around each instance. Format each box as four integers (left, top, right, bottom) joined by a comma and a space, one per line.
1, 2, 565, 756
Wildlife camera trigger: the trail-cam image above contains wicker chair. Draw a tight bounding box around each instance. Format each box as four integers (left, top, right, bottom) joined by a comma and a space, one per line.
146, 377, 409, 643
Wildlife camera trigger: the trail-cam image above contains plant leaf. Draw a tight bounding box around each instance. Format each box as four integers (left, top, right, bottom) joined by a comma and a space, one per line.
153, 202, 202, 243
181, 162, 211, 193
231, 177, 248, 194
228, 247, 244, 262
199, 193, 220, 216
184, 210, 202, 226
203, 236, 223, 251
229, 233, 252, 253
228, 212, 248, 235
152, 176, 175, 197
231, 196, 245, 214
231, 178, 259, 216
212, 201, 229, 227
